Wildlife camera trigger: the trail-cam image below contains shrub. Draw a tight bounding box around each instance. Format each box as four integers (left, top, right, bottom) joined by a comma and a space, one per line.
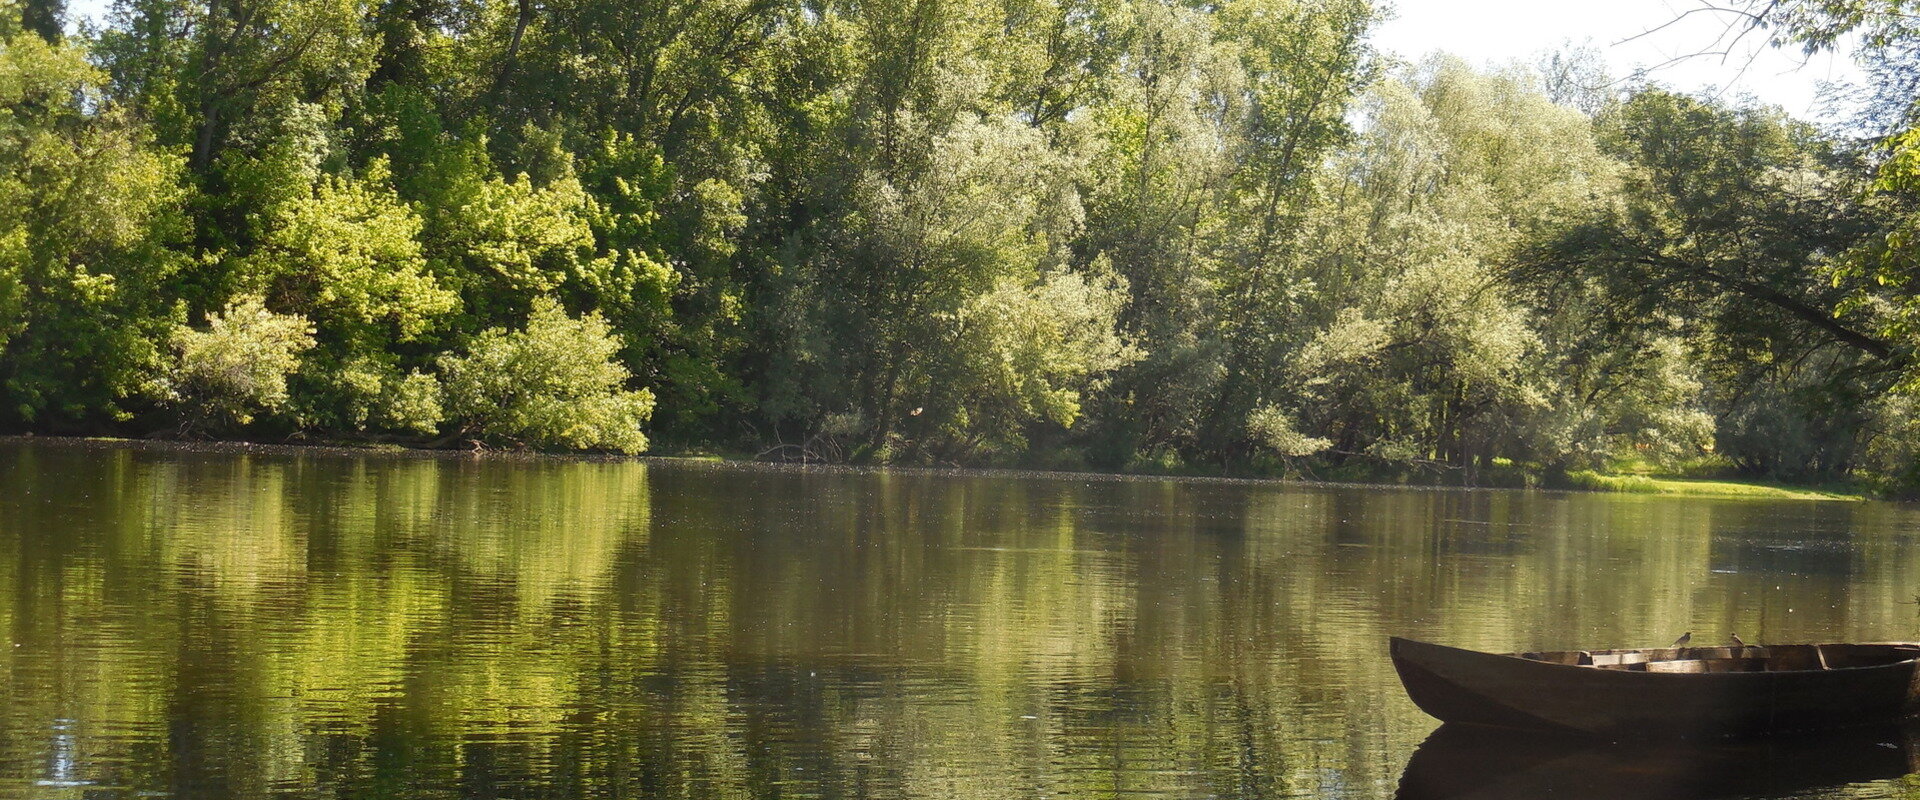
440, 298, 654, 452
155, 295, 316, 433
935, 268, 1139, 456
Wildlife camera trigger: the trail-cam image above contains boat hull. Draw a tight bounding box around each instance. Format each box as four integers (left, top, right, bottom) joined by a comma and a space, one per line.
1391, 637, 1920, 739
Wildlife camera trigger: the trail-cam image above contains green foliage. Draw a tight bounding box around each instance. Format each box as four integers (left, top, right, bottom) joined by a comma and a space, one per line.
154, 294, 316, 431
1293, 255, 1540, 474
1741, 0, 1920, 52
0, 0, 1913, 495
1246, 406, 1330, 458
938, 267, 1139, 456
1269, 60, 1623, 479
243, 158, 457, 342
442, 169, 597, 303
290, 353, 446, 436
1838, 127, 1920, 381
775, 110, 1092, 458
1527, 87, 1892, 481
440, 298, 655, 452
0, 32, 189, 426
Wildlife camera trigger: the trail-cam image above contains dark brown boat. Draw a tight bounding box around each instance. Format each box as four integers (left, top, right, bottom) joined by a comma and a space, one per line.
1391, 636, 1920, 739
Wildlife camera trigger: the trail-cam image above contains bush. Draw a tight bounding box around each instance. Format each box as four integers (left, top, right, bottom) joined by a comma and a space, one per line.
154, 295, 316, 433
440, 298, 654, 452
1247, 405, 1332, 457
289, 355, 445, 436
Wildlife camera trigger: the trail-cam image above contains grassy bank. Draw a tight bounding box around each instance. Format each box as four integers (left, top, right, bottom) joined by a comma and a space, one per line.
1563, 470, 1864, 501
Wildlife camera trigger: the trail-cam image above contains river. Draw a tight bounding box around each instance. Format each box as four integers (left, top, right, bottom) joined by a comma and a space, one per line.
2, 441, 1918, 799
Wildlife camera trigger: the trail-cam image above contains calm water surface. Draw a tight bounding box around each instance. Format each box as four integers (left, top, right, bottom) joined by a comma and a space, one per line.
4, 442, 1920, 799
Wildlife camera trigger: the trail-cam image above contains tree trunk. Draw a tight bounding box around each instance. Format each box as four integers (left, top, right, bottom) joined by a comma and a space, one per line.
490, 0, 536, 104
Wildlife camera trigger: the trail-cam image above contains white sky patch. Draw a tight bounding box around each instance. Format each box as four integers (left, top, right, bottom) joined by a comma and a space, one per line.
65, 0, 114, 32
1373, 0, 1862, 120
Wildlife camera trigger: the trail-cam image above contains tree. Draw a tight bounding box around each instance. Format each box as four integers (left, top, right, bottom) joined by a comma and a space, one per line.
20, 0, 61, 41
1072, 0, 1240, 465
241, 158, 455, 344
1519, 88, 1893, 478
93, 0, 372, 174
20, 0, 1914, 490
1199, 0, 1375, 460
937, 267, 1139, 459
0, 32, 190, 428
1267, 59, 1623, 479
1290, 257, 1541, 480
1536, 41, 1614, 117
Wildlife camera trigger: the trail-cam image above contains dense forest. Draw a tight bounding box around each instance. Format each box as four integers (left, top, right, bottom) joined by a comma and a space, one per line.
4, 0, 1920, 490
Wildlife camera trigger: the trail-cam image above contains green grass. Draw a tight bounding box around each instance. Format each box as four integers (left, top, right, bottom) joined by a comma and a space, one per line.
1564, 470, 1863, 501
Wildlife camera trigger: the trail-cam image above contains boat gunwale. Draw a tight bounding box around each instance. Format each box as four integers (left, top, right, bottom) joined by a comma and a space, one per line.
1401, 637, 1920, 678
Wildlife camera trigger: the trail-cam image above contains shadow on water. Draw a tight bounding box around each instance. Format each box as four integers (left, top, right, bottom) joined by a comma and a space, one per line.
1396, 723, 1920, 800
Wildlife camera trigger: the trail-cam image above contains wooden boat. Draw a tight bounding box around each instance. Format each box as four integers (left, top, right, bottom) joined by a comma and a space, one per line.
1391, 636, 1920, 739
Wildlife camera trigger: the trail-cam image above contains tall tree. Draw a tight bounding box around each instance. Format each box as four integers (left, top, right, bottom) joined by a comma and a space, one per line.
0, 33, 190, 427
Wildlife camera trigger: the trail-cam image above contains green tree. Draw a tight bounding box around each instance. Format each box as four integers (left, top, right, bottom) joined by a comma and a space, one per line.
242, 158, 455, 344
1270, 59, 1622, 480
0, 32, 189, 429
1523, 88, 1892, 478
93, 0, 372, 173
19, 0, 60, 41
1199, 0, 1374, 459
936, 267, 1139, 459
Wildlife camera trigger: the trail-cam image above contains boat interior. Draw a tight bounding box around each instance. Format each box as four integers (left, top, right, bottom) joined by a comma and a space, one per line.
1514, 643, 1920, 673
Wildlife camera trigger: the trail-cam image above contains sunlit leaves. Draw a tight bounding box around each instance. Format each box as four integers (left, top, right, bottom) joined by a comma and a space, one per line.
243, 158, 457, 342
1534, 87, 1887, 477
945, 268, 1140, 454
0, 33, 189, 423
440, 297, 656, 452
1837, 127, 1920, 382
1245, 405, 1330, 457
1274, 60, 1618, 475
7, 0, 1914, 491
154, 294, 316, 430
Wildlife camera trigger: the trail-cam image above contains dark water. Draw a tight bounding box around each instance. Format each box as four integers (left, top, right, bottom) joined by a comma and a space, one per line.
4, 442, 1920, 800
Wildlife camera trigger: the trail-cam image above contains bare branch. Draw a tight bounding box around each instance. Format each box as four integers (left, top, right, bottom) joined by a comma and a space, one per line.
1612, 4, 1767, 48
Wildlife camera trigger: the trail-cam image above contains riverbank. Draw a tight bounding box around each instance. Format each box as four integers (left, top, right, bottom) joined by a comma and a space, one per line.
1562, 470, 1864, 502
0, 434, 1874, 501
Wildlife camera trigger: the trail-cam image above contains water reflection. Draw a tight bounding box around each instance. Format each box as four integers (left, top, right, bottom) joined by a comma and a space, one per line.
1, 442, 1919, 799
1397, 724, 1920, 800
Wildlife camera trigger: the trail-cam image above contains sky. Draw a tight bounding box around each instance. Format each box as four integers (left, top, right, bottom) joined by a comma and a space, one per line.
61, 0, 1865, 122
1372, 0, 1865, 121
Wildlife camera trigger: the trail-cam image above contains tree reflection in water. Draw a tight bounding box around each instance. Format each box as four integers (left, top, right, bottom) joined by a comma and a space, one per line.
2, 441, 1920, 798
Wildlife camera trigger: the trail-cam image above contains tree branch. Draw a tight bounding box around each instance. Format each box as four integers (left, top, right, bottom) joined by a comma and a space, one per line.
1636, 254, 1900, 361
